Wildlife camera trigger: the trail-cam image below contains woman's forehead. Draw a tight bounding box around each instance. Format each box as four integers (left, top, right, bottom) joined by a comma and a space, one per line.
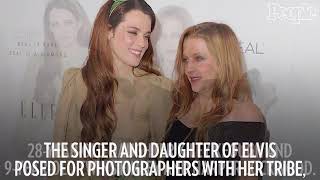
119, 10, 151, 32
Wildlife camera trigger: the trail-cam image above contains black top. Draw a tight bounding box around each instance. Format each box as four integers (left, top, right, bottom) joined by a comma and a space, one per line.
165, 120, 267, 180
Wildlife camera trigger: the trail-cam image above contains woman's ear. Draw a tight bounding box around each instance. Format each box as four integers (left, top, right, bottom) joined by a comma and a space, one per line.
108, 24, 114, 40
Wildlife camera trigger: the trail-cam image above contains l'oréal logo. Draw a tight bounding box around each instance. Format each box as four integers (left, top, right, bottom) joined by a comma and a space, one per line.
240, 41, 265, 55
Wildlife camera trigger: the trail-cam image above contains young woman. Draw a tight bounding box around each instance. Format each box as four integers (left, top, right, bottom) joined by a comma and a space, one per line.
151, 6, 193, 79
165, 22, 267, 180
16, 0, 91, 161
35, 0, 91, 106
54, 0, 171, 156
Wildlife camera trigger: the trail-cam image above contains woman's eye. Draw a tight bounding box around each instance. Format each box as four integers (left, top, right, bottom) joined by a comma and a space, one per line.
195, 56, 204, 61
128, 31, 137, 35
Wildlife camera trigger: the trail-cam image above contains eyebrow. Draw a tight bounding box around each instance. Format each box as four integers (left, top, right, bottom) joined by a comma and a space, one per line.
127, 26, 151, 35
192, 52, 202, 56
183, 52, 202, 58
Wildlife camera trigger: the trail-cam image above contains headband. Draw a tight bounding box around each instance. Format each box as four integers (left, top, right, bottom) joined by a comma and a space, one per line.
109, 0, 128, 17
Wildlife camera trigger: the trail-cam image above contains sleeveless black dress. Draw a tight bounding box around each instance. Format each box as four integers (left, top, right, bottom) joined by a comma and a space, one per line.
165, 120, 267, 180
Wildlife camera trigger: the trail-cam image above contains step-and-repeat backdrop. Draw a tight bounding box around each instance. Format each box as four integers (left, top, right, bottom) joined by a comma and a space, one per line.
1, 0, 319, 179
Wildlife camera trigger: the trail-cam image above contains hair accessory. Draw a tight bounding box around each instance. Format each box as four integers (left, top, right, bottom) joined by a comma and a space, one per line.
109, 0, 128, 17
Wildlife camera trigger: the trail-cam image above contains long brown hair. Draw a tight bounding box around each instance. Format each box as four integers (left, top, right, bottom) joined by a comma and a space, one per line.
170, 22, 252, 141
81, 0, 159, 142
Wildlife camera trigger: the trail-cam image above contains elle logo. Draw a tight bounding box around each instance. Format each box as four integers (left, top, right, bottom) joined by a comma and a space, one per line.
20, 100, 56, 121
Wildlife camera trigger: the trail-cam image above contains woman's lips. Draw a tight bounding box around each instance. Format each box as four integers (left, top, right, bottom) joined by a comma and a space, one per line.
129, 49, 142, 58
189, 76, 201, 83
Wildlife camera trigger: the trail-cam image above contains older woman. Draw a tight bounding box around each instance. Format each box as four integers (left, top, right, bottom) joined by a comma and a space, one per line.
165, 22, 267, 180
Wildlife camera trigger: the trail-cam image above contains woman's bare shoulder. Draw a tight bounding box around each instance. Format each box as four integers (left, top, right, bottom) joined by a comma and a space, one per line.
223, 101, 265, 123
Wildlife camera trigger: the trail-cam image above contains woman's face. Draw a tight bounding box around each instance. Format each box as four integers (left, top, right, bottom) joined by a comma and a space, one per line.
108, 10, 151, 68
156, 17, 184, 78
183, 37, 218, 93
49, 8, 81, 48
157, 17, 184, 59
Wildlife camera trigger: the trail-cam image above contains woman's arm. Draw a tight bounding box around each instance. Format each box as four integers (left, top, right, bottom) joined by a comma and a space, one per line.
53, 68, 79, 142
148, 76, 173, 143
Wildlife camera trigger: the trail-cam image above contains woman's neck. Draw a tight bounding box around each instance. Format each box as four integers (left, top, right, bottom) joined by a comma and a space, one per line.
113, 58, 134, 83
179, 93, 214, 128
196, 93, 213, 114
